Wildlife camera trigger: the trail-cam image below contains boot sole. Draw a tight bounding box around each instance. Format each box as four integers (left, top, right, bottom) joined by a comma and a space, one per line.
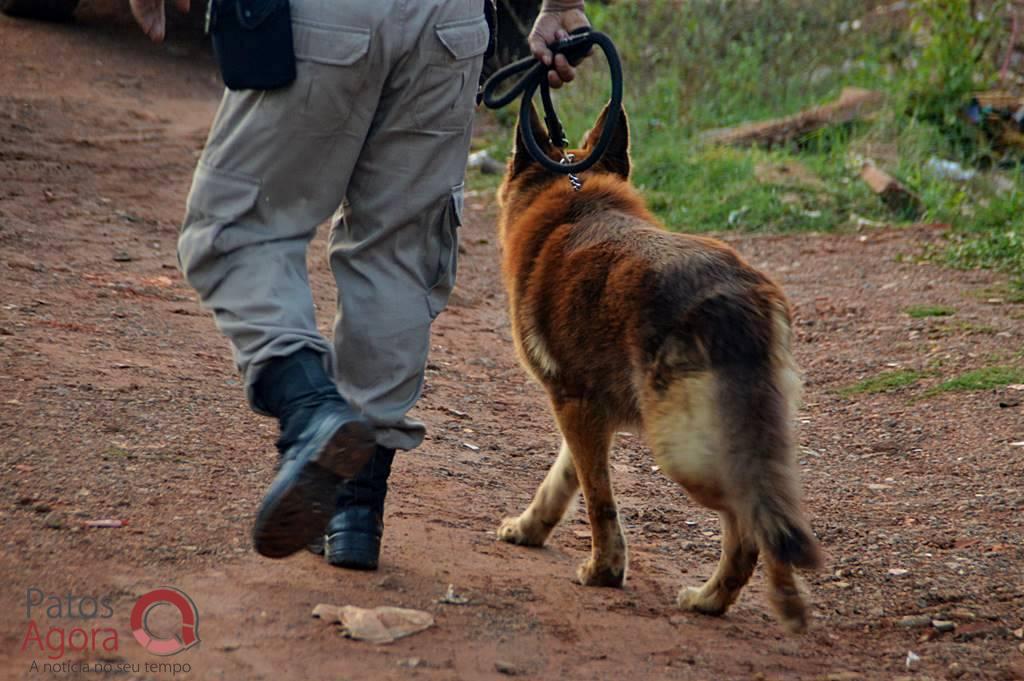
325, 530, 381, 571
253, 417, 376, 559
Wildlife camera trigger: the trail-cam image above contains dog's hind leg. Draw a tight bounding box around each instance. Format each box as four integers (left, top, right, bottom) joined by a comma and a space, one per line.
498, 439, 579, 547
644, 373, 758, 610
764, 552, 809, 633
678, 509, 759, 616
550, 399, 625, 587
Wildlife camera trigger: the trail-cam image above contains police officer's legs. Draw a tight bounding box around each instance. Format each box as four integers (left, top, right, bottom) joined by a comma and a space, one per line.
178, 0, 395, 558
321, 0, 487, 569
179, 0, 486, 562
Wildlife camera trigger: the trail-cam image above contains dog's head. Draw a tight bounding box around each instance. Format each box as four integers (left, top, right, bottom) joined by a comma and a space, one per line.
497, 102, 631, 213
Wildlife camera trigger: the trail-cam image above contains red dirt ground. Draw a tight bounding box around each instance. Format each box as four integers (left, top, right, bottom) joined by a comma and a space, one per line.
1, 7, 1022, 681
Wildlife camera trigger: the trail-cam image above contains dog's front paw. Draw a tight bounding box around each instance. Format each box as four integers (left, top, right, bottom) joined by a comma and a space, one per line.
677, 585, 727, 616
497, 516, 544, 547
575, 558, 625, 588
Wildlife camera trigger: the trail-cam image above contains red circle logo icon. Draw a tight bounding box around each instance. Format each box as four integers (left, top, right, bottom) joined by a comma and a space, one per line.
130, 588, 200, 656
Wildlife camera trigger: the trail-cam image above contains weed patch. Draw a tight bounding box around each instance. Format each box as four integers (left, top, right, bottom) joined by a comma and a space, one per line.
840, 369, 930, 396
906, 305, 955, 318
929, 366, 1024, 394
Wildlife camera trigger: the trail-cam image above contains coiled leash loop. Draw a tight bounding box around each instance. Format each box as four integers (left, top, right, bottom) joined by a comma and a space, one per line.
480, 28, 623, 177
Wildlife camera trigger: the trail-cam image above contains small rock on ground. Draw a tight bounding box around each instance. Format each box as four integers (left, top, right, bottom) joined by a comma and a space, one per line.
897, 615, 932, 629
495, 661, 520, 676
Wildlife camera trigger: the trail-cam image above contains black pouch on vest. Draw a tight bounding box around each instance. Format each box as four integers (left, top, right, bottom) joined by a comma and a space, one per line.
208, 0, 297, 91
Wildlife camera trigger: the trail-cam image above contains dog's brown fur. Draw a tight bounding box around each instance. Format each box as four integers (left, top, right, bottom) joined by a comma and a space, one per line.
495, 104, 823, 632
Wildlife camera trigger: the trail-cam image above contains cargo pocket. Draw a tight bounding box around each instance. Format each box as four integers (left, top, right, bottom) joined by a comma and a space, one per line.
292, 20, 370, 66
411, 15, 489, 133
289, 21, 371, 129
426, 184, 464, 319
178, 164, 261, 284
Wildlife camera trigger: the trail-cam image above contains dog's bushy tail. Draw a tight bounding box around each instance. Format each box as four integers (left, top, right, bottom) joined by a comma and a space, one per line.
695, 292, 822, 570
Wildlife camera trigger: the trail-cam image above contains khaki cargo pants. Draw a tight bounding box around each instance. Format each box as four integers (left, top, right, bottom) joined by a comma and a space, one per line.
178, 0, 487, 450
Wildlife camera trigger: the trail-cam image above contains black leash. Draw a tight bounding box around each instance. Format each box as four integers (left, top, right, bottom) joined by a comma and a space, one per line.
480, 28, 623, 178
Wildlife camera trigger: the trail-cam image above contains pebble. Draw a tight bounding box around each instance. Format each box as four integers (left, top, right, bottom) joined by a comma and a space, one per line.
932, 619, 956, 633
113, 252, 133, 262
897, 615, 931, 629
947, 662, 965, 678
375, 575, 400, 591
32, 502, 52, 514
43, 512, 64, 529
495, 661, 520, 676
397, 658, 423, 669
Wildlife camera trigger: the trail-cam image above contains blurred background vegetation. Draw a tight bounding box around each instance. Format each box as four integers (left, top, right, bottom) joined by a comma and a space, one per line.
476, 0, 1024, 281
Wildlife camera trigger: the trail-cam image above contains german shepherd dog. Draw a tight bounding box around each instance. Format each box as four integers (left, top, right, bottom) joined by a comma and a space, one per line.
495, 104, 822, 632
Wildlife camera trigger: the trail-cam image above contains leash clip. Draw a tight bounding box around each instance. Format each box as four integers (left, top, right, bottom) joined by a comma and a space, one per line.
560, 151, 583, 191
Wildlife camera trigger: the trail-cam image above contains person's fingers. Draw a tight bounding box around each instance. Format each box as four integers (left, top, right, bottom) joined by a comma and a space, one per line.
528, 12, 570, 67
144, 17, 165, 42
130, 0, 166, 42
553, 53, 575, 83
529, 35, 553, 66
147, 16, 165, 42
529, 9, 590, 83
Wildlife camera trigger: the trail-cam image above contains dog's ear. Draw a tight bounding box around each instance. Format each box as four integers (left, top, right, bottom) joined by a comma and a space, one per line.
583, 103, 630, 179
511, 102, 552, 176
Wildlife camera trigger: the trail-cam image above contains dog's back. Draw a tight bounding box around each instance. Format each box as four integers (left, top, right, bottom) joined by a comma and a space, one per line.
497, 104, 820, 632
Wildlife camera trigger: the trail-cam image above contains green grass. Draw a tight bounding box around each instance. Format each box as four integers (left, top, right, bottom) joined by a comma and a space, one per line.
839, 364, 1024, 399
478, 0, 1022, 277
840, 369, 929, 396
968, 282, 1024, 304
929, 366, 1024, 394
906, 305, 955, 318
943, 321, 997, 336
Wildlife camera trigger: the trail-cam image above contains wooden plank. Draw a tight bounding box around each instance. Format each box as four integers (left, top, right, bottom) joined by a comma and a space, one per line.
702, 87, 884, 148
859, 161, 923, 218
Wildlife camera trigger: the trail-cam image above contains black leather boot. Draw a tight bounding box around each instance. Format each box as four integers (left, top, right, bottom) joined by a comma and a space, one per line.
319, 446, 395, 570
250, 349, 376, 559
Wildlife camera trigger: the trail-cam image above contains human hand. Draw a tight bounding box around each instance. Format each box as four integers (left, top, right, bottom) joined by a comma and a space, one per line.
528, 2, 590, 89
130, 0, 191, 42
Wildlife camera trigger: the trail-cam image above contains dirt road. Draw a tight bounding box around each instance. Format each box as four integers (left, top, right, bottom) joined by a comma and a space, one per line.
1, 8, 1022, 681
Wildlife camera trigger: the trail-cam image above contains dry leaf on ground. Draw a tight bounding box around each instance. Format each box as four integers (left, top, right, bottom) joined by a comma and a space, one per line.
312, 603, 434, 644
